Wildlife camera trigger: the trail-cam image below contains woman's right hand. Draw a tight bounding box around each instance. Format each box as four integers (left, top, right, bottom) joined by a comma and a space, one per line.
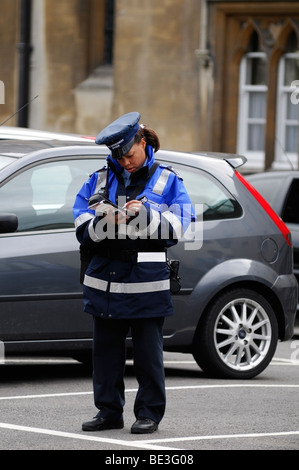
104, 206, 128, 225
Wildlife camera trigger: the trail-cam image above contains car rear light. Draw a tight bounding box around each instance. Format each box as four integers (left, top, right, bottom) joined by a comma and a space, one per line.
236, 172, 292, 247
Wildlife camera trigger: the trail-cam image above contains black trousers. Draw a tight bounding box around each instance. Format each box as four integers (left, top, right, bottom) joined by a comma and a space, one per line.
92, 316, 166, 424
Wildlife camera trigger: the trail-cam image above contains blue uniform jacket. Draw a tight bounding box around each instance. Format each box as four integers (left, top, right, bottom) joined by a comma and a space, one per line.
73, 145, 195, 319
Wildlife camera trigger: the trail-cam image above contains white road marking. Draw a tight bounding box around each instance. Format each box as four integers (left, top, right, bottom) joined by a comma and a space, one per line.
0, 422, 181, 451
0, 383, 299, 401
0, 391, 93, 400
0, 421, 298, 450
3, 357, 299, 365
272, 357, 299, 365
137, 429, 299, 445
0, 357, 298, 449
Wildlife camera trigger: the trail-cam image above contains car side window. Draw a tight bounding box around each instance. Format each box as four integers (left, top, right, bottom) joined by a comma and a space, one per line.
0, 158, 105, 232
169, 164, 242, 220
282, 178, 299, 224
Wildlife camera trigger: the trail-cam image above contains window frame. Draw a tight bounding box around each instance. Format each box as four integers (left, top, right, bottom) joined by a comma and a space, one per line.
274, 52, 299, 170
237, 51, 268, 170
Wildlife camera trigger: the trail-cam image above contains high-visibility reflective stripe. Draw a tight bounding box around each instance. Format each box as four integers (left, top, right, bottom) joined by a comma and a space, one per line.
75, 212, 94, 229
148, 209, 161, 235
152, 169, 171, 195
88, 218, 101, 242
84, 275, 108, 291
110, 279, 170, 294
84, 275, 169, 294
162, 211, 183, 239
137, 252, 166, 263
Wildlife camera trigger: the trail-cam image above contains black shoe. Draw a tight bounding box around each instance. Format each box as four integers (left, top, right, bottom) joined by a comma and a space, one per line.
131, 418, 158, 434
82, 416, 124, 432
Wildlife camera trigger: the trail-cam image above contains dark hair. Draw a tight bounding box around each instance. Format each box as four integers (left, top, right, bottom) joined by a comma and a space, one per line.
135, 125, 160, 152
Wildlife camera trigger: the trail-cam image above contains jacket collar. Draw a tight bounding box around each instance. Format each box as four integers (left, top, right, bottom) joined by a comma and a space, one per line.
106, 145, 155, 176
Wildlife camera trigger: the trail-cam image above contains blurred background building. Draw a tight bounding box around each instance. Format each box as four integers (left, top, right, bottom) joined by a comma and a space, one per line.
1, 0, 299, 171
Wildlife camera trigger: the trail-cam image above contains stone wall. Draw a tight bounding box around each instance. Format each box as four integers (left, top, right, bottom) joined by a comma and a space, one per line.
112, 0, 202, 151
30, 0, 90, 132
0, 0, 19, 126
0, 0, 202, 152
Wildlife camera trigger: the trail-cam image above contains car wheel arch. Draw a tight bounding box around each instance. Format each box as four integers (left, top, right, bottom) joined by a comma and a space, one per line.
193, 279, 285, 340
191, 286, 279, 379
188, 259, 286, 341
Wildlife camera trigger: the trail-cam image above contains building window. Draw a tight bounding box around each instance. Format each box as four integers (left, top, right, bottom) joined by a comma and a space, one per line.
87, 0, 115, 71
237, 34, 267, 169
275, 33, 299, 169
104, 0, 115, 64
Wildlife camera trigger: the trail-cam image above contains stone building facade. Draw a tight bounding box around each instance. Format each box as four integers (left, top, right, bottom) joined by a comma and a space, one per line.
1, 0, 299, 171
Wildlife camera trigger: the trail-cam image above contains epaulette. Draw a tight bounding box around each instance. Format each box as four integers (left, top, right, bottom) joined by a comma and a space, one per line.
159, 164, 183, 180
89, 165, 107, 178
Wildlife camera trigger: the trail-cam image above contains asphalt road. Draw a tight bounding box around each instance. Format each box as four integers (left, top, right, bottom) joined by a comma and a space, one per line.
0, 337, 298, 454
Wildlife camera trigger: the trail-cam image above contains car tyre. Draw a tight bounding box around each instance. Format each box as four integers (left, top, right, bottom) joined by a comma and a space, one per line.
193, 288, 278, 379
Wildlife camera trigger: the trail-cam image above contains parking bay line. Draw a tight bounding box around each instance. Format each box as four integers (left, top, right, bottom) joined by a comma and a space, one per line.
0, 385, 299, 450
0, 422, 181, 451
4, 358, 299, 367
0, 383, 299, 402
3, 357, 298, 365
0, 422, 298, 450
136, 429, 299, 445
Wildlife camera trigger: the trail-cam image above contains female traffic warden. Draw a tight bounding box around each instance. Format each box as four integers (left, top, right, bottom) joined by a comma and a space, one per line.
73, 112, 195, 434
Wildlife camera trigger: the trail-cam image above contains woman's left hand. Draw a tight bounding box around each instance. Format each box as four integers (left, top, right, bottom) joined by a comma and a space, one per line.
125, 200, 143, 216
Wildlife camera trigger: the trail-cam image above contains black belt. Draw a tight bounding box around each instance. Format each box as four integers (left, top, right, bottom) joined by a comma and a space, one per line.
105, 248, 137, 262
96, 248, 166, 262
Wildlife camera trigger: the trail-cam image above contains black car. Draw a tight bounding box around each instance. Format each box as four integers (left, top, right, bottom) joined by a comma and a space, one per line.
247, 170, 299, 328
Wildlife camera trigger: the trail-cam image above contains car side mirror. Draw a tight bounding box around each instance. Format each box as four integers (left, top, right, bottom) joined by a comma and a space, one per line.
0, 213, 18, 233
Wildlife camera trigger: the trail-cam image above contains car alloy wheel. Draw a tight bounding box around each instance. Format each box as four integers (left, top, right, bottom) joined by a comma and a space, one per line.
193, 288, 278, 379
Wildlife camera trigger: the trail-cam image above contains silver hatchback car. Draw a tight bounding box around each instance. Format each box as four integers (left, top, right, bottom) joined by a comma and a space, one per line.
0, 141, 297, 379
